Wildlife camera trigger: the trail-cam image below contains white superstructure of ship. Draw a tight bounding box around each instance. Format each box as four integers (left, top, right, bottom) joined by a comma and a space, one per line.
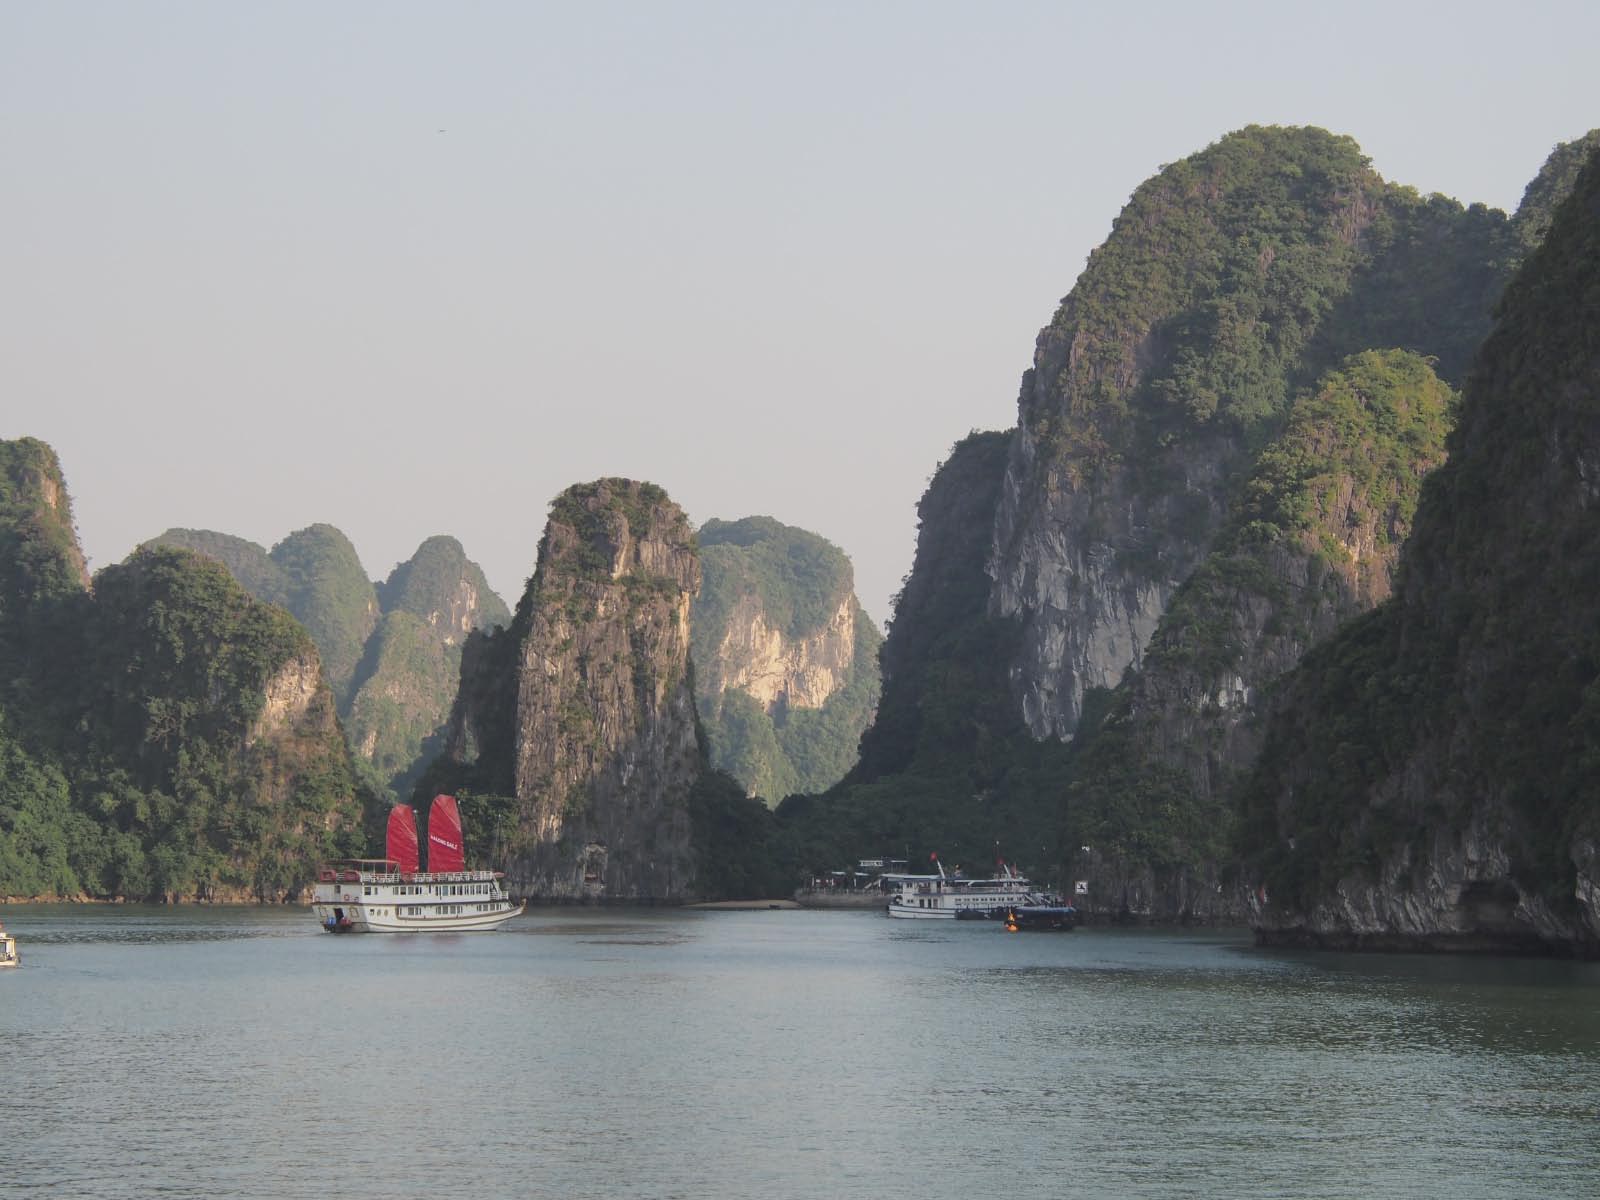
884, 856, 1044, 919
311, 795, 524, 933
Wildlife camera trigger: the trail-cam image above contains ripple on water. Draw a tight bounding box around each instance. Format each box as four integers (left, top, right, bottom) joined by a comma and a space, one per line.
1, 912, 1597, 1199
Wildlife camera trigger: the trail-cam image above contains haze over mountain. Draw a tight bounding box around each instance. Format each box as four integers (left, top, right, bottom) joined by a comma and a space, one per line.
148, 527, 509, 800
7, 6, 1595, 631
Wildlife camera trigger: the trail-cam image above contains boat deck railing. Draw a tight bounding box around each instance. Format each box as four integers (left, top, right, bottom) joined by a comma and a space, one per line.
316, 862, 505, 886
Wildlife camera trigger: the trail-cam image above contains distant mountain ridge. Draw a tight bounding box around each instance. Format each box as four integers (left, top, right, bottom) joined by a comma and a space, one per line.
148, 526, 509, 798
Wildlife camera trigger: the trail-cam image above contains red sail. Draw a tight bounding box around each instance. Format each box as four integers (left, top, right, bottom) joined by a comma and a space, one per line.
386, 805, 420, 874
427, 794, 466, 873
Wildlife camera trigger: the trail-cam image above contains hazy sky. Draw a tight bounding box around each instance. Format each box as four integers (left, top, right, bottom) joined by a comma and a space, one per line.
5, 2, 1597, 624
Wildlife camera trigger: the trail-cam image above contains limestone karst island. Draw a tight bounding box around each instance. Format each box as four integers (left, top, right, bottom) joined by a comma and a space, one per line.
4, 125, 1599, 960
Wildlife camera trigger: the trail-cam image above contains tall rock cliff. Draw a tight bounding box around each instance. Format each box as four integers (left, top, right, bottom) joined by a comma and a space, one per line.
776, 432, 1064, 876
1064, 350, 1455, 919
434, 480, 707, 900
691, 516, 881, 804
779, 127, 1593, 890
0, 437, 90, 637
989, 126, 1514, 743
1239, 146, 1600, 956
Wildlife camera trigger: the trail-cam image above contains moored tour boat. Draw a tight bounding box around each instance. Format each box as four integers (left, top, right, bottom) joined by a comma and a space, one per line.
312, 795, 524, 934
885, 858, 1046, 919
0, 922, 17, 968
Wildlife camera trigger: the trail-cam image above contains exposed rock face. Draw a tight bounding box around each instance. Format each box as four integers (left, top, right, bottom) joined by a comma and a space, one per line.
377, 534, 510, 645
985, 126, 1529, 744
343, 537, 510, 794
691, 516, 882, 803
703, 590, 856, 712
1063, 351, 1456, 921
991, 429, 1234, 739
1240, 147, 1600, 956
990, 129, 1397, 741
249, 651, 324, 746
442, 480, 704, 900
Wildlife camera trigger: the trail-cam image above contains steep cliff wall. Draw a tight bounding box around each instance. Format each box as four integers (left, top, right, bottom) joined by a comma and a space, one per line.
989, 126, 1515, 743
691, 516, 881, 803
1239, 147, 1600, 956
436, 480, 706, 900
776, 432, 1069, 878
1064, 351, 1455, 920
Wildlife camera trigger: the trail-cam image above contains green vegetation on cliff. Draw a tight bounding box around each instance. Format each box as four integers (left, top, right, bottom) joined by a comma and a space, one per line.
378, 534, 510, 629
697, 517, 854, 642
151, 523, 377, 705
152, 527, 508, 801
1239, 145, 1600, 924
777, 129, 1584, 898
0, 520, 367, 900
773, 432, 1077, 879
1062, 350, 1457, 882
691, 517, 882, 805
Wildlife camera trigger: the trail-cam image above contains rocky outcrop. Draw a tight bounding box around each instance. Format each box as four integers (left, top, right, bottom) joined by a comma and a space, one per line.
376, 534, 510, 645
992, 129, 1403, 741
701, 589, 856, 712
1063, 351, 1456, 920
691, 516, 882, 803
986, 126, 1531, 744
343, 537, 510, 794
1240, 146, 1600, 956
440, 479, 704, 900
0, 505, 366, 903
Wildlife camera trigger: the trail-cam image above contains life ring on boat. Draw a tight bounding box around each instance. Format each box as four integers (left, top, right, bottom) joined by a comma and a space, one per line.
343, 894, 354, 902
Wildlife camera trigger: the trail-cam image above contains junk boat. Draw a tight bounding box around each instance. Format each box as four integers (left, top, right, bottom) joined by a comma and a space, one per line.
886, 857, 1048, 920
0, 921, 17, 968
312, 795, 524, 933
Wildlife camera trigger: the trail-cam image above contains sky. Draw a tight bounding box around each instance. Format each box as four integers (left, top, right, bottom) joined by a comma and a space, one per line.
5, 2, 1598, 626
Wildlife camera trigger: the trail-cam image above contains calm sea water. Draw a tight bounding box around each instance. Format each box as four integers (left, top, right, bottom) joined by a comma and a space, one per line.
1, 905, 1597, 1199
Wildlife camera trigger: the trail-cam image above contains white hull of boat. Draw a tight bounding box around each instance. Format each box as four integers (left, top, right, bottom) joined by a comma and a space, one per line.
885, 903, 958, 919
312, 900, 524, 933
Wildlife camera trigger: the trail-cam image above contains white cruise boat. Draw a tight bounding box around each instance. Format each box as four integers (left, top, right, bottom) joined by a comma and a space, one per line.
312, 796, 524, 934
885, 858, 1042, 919
0, 922, 18, 968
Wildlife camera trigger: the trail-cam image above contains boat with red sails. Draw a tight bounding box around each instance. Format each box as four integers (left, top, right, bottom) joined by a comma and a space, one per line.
311, 795, 524, 933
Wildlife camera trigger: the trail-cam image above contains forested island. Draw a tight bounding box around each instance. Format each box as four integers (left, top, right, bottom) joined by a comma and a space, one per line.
4, 124, 1598, 956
